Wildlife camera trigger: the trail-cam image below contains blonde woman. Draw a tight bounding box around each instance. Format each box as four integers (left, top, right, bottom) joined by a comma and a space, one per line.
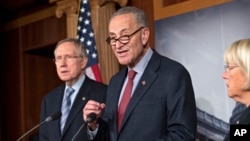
222, 39, 250, 140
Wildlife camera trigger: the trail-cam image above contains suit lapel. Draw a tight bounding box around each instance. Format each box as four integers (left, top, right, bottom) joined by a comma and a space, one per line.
115, 69, 128, 107
119, 52, 160, 132
109, 69, 127, 134
50, 85, 65, 139
61, 78, 91, 137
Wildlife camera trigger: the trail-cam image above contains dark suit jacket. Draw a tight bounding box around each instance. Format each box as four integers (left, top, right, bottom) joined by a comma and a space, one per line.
39, 76, 107, 141
234, 107, 250, 124
230, 102, 247, 124
98, 52, 197, 141
224, 106, 250, 141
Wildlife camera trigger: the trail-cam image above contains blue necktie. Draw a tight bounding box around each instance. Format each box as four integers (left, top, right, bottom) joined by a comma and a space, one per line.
60, 87, 74, 133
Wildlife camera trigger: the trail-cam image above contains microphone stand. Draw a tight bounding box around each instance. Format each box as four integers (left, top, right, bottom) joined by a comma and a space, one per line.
16, 121, 46, 141
71, 122, 86, 141
71, 113, 96, 141
16, 111, 61, 141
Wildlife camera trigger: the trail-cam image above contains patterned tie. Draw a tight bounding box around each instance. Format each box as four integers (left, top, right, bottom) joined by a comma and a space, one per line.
117, 70, 136, 132
60, 87, 74, 133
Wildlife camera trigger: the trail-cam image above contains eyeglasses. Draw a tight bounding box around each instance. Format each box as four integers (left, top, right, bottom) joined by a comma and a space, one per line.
224, 65, 238, 72
106, 27, 144, 46
54, 55, 82, 63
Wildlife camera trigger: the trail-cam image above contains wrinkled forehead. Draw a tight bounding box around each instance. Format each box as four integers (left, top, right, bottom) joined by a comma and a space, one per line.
54, 42, 78, 55
108, 15, 139, 37
109, 14, 137, 30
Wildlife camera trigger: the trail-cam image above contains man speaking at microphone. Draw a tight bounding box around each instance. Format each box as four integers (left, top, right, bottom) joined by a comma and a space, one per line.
39, 38, 107, 141
83, 7, 197, 141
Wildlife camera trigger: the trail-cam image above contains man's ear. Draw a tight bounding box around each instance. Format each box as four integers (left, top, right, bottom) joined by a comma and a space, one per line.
81, 57, 88, 69
141, 28, 150, 45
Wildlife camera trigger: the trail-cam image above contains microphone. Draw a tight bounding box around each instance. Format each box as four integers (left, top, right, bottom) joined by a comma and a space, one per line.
16, 111, 61, 141
86, 112, 97, 123
71, 113, 97, 141
44, 111, 62, 122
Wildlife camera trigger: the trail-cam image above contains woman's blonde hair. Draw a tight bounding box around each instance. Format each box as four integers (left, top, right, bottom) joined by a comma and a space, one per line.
224, 39, 250, 90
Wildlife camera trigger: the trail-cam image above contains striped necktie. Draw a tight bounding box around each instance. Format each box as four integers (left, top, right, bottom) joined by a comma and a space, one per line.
60, 87, 74, 133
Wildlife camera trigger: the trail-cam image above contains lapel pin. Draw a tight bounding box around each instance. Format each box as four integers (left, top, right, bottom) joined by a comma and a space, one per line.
142, 80, 146, 86
82, 97, 86, 101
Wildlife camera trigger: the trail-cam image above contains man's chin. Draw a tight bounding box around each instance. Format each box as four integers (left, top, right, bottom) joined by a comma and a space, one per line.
228, 94, 234, 98
118, 59, 129, 66
59, 77, 70, 82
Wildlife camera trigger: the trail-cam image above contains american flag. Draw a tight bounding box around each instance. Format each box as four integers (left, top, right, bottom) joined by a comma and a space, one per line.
77, 0, 102, 82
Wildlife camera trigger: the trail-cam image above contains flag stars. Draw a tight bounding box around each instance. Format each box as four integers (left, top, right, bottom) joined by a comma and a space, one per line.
83, 0, 87, 4
87, 12, 91, 16
79, 37, 85, 42
79, 16, 83, 22
92, 53, 97, 58
86, 49, 90, 55
82, 28, 87, 34
87, 40, 92, 46
84, 19, 90, 25
77, 0, 99, 69
80, 8, 85, 13
89, 32, 94, 37
77, 25, 81, 31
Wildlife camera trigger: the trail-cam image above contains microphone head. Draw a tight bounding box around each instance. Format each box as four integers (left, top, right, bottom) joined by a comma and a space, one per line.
86, 113, 97, 123
45, 111, 62, 122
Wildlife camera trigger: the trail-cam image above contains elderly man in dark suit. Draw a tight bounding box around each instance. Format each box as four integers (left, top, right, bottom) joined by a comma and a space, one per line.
83, 6, 197, 141
39, 38, 107, 141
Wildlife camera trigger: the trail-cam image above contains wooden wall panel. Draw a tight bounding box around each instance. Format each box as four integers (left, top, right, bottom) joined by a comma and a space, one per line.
23, 54, 62, 132
0, 29, 22, 141
153, 0, 232, 20
0, 13, 67, 140
163, 0, 187, 6
21, 16, 67, 52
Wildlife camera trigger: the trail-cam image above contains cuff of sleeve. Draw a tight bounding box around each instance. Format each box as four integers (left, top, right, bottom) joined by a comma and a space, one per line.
87, 124, 99, 140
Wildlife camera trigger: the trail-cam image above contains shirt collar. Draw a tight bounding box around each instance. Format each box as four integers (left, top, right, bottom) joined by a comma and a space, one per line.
129, 48, 153, 74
